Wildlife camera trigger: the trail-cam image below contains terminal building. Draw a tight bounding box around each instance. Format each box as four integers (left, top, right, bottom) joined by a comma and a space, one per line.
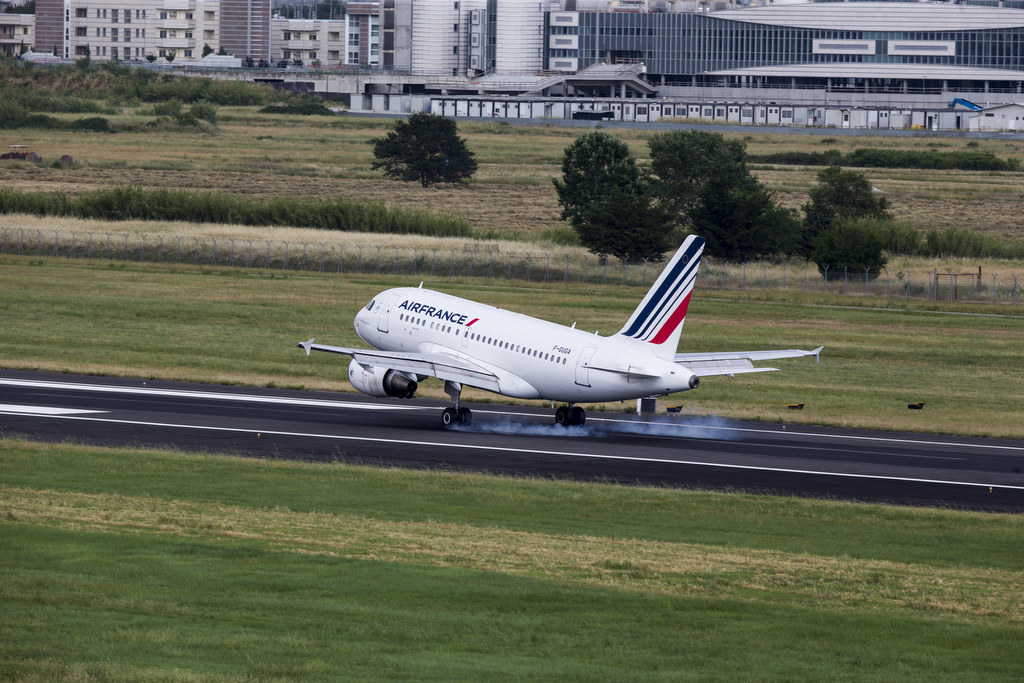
16, 1, 1024, 129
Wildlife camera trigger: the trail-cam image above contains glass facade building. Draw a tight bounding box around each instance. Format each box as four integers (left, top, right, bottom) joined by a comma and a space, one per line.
547, 4, 1024, 92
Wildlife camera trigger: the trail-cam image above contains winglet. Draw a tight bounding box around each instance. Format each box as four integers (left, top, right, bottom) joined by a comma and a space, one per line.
812, 346, 824, 364
298, 338, 316, 356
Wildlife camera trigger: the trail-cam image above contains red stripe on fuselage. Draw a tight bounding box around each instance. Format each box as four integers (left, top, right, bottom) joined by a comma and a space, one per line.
648, 292, 692, 345
466, 318, 479, 327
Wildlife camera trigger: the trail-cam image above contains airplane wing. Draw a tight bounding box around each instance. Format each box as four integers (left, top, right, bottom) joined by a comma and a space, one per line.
297, 338, 502, 392
675, 346, 823, 377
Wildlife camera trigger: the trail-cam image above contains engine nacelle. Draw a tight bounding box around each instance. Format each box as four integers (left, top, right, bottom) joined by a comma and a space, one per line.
347, 359, 418, 399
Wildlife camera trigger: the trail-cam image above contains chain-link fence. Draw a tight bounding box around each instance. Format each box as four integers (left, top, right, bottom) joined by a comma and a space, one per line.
3, 227, 1021, 304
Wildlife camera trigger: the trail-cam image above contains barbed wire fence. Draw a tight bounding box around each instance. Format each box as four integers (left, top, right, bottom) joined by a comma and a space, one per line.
2, 227, 1021, 304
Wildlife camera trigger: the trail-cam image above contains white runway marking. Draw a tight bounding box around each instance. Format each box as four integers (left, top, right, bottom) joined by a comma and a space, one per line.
0, 378, 421, 411
3, 376, 1023, 453
9, 410, 1024, 493
0, 404, 107, 416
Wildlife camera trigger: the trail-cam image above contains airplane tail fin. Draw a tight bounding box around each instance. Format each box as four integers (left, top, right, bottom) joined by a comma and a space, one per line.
616, 235, 705, 360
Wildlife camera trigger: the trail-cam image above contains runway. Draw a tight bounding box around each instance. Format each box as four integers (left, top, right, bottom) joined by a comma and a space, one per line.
2, 370, 1022, 511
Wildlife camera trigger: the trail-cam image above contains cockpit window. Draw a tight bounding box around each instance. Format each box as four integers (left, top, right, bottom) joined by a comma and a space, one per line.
365, 298, 375, 311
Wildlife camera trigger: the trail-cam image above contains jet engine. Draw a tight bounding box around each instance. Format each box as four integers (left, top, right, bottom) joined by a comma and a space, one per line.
347, 359, 418, 399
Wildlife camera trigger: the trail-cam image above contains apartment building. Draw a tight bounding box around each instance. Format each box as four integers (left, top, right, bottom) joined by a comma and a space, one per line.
30, 0, 277, 62
272, 4, 378, 66
219, 0, 270, 62
0, 11, 32, 56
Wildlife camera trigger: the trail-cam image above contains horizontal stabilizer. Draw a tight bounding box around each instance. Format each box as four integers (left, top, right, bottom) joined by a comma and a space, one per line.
676, 347, 822, 377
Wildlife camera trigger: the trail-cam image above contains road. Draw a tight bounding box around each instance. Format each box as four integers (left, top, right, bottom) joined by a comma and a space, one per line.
2, 370, 1022, 511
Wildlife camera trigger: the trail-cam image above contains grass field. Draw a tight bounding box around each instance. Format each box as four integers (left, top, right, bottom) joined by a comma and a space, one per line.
4, 111, 1024, 241
2, 439, 1022, 680
3, 109, 1023, 679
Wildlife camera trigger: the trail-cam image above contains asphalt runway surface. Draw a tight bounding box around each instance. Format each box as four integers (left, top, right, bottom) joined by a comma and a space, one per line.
2, 370, 1022, 511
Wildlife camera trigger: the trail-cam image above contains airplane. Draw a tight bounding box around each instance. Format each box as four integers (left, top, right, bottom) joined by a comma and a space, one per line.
298, 235, 822, 428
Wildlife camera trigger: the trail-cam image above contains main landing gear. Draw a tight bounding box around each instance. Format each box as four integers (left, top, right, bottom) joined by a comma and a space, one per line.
441, 380, 472, 427
554, 404, 586, 427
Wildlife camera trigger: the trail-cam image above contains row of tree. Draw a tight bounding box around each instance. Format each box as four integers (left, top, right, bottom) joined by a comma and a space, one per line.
367, 113, 894, 273
553, 130, 893, 273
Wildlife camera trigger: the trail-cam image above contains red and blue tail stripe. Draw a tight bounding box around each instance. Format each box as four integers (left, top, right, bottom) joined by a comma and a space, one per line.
617, 236, 705, 350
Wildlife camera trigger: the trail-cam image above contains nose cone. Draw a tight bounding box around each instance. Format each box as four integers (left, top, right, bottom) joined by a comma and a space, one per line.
353, 309, 372, 344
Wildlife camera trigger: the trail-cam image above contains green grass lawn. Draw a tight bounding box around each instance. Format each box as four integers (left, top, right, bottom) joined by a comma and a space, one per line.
2, 440, 1022, 681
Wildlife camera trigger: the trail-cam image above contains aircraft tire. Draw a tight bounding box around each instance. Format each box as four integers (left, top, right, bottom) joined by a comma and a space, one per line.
442, 407, 457, 427
569, 406, 586, 427
457, 407, 472, 425
554, 406, 570, 426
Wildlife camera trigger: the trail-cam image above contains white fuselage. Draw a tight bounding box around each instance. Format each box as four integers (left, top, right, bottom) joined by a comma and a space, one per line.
353, 287, 698, 403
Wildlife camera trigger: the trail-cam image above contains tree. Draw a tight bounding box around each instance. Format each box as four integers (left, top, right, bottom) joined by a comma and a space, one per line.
75, 45, 91, 69
370, 111, 477, 188
202, 43, 214, 58
690, 176, 801, 262
648, 129, 801, 260
647, 130, 749, 219
553, 131, 674, 260
811, 218, 888, 279
576, 186, 677, 262
553, 130, 642, 228
801, 166, 892, 257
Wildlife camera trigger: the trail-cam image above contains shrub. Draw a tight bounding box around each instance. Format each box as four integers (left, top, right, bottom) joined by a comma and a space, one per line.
811, 218, 887, 279
188, 101, 218, 124
748, 150, 843, 166
259, 100, 333, 116
0, 186, 473, 237
69, 116, 110, 132
0, 99, 27, 128
152, 99, 182, 117
873, 220, 921, 255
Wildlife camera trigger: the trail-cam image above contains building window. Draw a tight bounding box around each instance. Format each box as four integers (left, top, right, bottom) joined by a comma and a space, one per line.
348, 34, 359, 46
452, 45, 458, 54
454, 24, 458, 32
160, 30, 167, 39
112, 9, 118, 22
76, 27, 87, 37
76, 8, 87, 18
309, 51, 317, 60
184, 49, 192, 57
309, 34, 317, 41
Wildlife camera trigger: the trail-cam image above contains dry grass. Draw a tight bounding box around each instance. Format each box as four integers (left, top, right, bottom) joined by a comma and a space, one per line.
6, 485, 1022, 626
3, 113, 1024, 241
